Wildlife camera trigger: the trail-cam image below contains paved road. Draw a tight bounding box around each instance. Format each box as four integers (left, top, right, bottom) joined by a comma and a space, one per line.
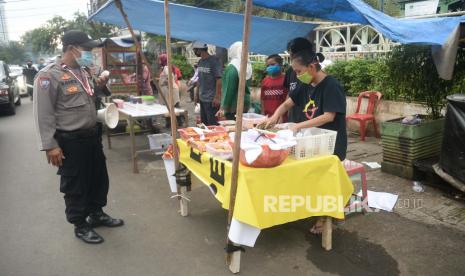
1, 100, 465, 276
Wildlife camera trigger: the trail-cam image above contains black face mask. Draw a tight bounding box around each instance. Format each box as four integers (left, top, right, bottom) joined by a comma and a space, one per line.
194, 49, 201, 57
27, 64, 32, 68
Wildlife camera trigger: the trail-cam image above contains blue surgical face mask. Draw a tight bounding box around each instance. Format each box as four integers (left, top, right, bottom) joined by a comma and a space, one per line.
266, 65, 281, 75
76, 50, 94, 67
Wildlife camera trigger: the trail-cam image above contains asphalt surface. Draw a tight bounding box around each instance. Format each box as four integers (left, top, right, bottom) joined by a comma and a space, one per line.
1, 100, 465, 276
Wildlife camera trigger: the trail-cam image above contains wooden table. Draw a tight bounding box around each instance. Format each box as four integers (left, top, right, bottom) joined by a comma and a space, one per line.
106, 102, 188, 173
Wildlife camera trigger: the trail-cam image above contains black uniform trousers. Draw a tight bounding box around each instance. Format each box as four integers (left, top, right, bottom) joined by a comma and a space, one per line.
55, 125, 109, 227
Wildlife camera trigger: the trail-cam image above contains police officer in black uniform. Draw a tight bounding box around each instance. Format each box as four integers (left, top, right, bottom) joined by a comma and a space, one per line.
33, 30, 124, 244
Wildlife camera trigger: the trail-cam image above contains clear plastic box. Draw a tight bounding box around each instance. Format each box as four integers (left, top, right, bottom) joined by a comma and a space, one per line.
178, 126, 227, 141
206, 142, 233, 160
147, 133, 172, 154
242, 113, 267, 129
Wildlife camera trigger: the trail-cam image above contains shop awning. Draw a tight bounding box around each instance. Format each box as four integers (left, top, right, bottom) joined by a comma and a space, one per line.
89, 0, 318, 55
101, 35, 139, 48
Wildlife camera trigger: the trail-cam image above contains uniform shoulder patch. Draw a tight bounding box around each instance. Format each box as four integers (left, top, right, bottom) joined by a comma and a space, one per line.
61, 73, 71, 80
38, 77, 51, 89
41, 63, 56, 73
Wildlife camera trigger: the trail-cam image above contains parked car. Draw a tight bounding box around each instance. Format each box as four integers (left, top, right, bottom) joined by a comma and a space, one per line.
0, 61, 21, 115
9, 65, 28, 97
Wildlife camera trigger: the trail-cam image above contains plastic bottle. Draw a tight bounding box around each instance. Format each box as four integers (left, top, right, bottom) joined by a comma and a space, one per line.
412, 181, 424, 192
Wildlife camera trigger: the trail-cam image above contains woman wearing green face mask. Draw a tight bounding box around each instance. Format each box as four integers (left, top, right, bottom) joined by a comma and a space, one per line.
265, 50, 347, 162
266, 50, 347, 235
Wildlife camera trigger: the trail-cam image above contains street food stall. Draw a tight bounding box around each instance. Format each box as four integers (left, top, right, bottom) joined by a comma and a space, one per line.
173, 123, 354, 247
89, 0, 465, 273
92, 35, 141, 96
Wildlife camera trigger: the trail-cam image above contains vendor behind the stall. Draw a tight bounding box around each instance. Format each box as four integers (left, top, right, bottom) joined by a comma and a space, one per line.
265, 50, 347, 161
216, 41, 252, 120
158, 53, 180, 107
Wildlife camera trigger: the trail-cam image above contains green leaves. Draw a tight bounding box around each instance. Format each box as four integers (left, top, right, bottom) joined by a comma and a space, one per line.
0, 41, 27, 65
171, 54, 194, 80
363, 0, 401, 16
21, 12, 116, 55
325, 58, 385, 97
325, 46, 465, 119
251, 62, 267, 87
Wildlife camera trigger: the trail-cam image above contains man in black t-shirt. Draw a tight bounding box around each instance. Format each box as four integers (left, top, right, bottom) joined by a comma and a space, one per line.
283, 37, 314, 123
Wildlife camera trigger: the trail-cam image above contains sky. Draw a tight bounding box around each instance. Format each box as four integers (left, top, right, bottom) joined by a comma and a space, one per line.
4, 0, 89, 41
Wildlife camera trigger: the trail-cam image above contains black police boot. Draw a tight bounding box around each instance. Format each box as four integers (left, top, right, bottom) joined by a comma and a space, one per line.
86, 211, 124, 228
74, 224, 104, 244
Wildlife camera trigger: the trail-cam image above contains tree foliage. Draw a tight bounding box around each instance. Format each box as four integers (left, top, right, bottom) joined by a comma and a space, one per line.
364, 0, 401, 16
325, 46, 465, 119
21, 12, 116, 55
0, 41, 28, 65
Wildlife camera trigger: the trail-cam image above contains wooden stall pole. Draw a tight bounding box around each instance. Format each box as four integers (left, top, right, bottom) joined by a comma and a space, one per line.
114, 0, 171, 109
226, 0, 253, 273
163, 0, 188, 216
322, 217, 333, 251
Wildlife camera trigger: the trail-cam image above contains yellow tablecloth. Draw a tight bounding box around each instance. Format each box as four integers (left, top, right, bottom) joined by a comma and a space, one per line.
178, 140, 353, 229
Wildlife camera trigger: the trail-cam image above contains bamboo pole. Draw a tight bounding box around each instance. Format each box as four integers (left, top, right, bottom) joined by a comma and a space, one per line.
114, 0, 171, 109
226, 0, 253, 272
163, 0, 179, 168
163, 0, 186, 216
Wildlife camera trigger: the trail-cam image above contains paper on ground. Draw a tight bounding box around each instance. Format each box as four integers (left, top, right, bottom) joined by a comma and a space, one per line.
228, 218, 261, 247
359, 190, 398, 212
362, 161, 382, 169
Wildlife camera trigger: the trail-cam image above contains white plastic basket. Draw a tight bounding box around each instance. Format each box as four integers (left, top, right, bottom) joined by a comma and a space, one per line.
242, 113, 267, 129
291, 128, 337, 159
147, 133, 172, 154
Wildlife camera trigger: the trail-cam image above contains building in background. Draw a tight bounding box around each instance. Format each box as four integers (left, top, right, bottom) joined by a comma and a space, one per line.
88, 0, 108, 16
0, 0, 9, 44
399, 0, 465, 16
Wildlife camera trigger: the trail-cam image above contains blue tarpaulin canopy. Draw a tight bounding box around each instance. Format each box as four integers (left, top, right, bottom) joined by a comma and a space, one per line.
253, 0, 465, 79
89, 0, 318, 55
253, 0, 465, 46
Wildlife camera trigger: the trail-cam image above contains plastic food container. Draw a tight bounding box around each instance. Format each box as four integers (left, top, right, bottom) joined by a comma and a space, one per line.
291, 128, 337, 159
141, 95, 155, 105
129, 96, 142, 104
274, 123, 296, 130
218, 120, 236, 126
178, 126, 227, 141
112, 99, 124, 108
206, 142, 233, 160
242, 113, 267, 129
239, 144, 289, 168
147, 133, 172, 154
